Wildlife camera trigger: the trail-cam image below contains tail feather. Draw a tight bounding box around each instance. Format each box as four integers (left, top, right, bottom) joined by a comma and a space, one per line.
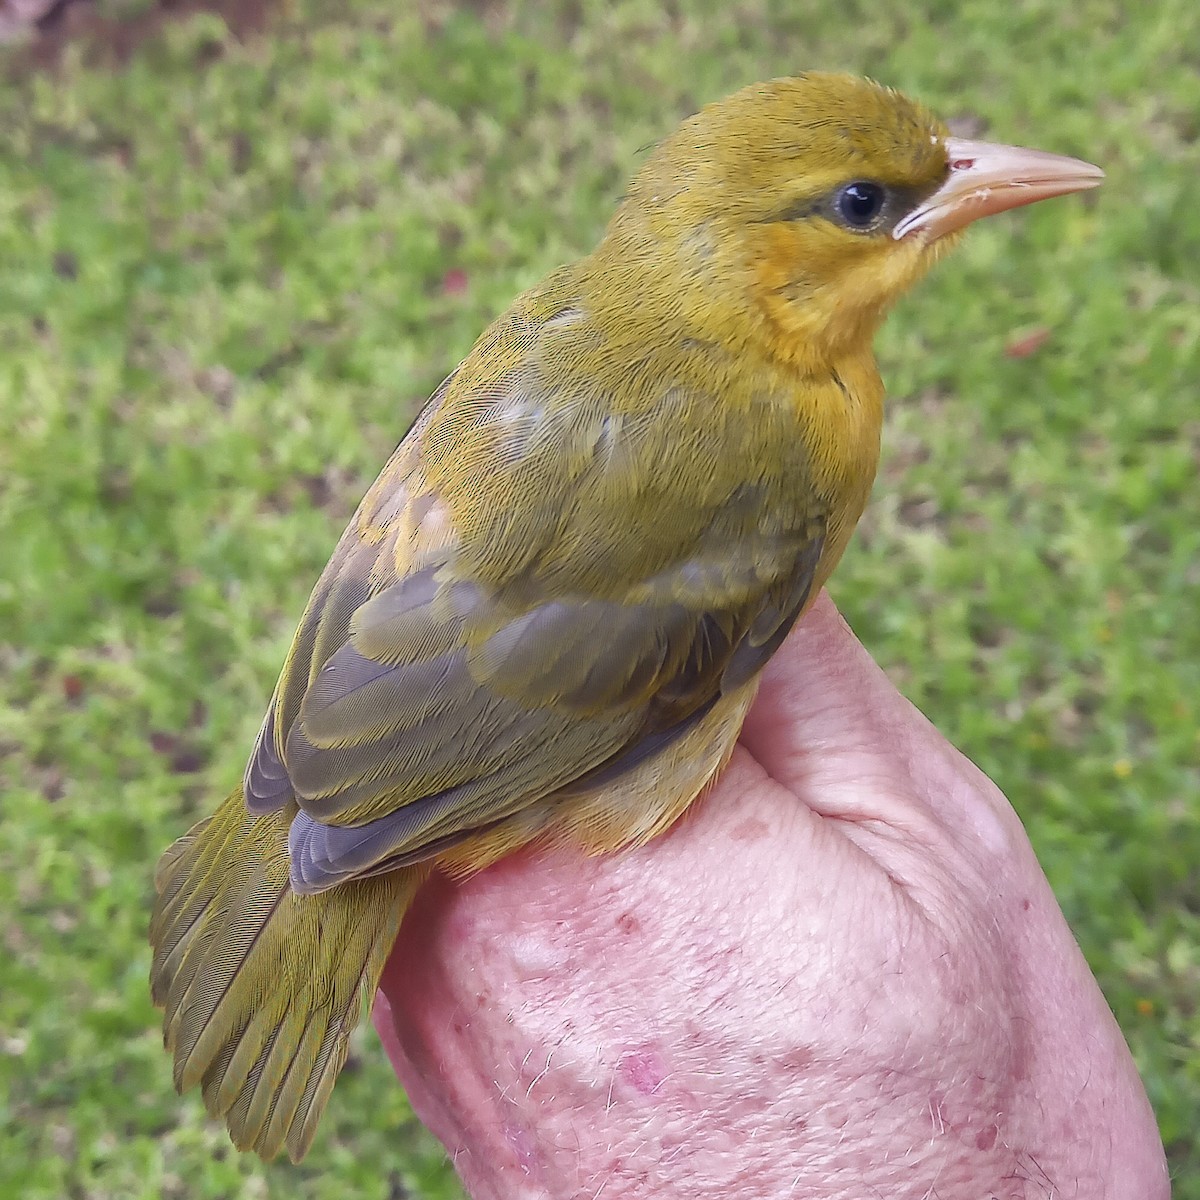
151, 801, 246, 958
266, 1023, 326, 1160
222, 1004, 305, 1156
149, 786, 422, 1161
290, 996, 360, 1160
171, 884, 290, 1092
208, 999, 294, 1117
153, 820, 206, 896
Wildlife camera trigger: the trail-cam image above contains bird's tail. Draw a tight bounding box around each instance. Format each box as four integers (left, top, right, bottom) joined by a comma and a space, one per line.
149, 787, 421, 1162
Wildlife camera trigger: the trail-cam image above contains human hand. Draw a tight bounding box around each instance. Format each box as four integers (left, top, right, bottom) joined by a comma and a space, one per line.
374, 593, 1168, 1199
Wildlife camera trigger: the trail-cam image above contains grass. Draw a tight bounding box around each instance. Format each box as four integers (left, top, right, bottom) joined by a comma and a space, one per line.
1, 0, 1196, 1195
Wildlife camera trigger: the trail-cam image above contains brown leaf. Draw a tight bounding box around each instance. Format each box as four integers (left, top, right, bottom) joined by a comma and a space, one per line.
1004, 327, 1052, 359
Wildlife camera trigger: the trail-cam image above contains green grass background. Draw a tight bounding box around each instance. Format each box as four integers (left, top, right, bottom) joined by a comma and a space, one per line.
1, 0, 1196, 1195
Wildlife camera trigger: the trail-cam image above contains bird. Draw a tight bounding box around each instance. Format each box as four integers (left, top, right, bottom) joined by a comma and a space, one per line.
148, 72, 1103, 1162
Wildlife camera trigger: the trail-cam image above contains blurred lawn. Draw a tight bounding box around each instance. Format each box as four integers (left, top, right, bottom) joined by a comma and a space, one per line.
1, 1, 1197, 1196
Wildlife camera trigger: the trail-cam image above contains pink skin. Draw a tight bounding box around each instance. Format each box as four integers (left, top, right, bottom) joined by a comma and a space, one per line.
374, 593, 1169, 1199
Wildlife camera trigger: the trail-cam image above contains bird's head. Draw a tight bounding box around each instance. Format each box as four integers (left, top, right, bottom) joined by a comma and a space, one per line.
610, 73, 1103, 371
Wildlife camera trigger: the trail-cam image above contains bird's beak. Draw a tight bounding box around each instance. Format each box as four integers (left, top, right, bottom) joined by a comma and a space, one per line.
893, 137, 1104, 242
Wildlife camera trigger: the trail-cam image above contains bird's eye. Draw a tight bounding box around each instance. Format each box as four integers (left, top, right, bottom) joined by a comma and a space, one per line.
834, 181, 887, 229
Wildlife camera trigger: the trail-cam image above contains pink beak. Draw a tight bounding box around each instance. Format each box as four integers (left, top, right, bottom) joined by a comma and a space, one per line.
893, 137, 1104, 242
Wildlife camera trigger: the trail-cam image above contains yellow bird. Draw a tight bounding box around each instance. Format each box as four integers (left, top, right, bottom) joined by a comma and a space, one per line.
149, 72, 1102, 1161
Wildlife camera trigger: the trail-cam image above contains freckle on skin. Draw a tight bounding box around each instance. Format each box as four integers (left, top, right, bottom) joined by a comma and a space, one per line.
731, 816, 770, 842
975, 1125, 999, 1151
447, 910, 477, 941
621, 1047, 667, 1096
773, 1044, 815, 1071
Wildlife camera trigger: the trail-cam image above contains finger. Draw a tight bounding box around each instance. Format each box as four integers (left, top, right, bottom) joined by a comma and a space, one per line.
742, 592, 1026, 866
740, 590, 931, 792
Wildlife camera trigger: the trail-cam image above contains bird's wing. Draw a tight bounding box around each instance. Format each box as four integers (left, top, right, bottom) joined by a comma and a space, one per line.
244, 326, 825, 892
